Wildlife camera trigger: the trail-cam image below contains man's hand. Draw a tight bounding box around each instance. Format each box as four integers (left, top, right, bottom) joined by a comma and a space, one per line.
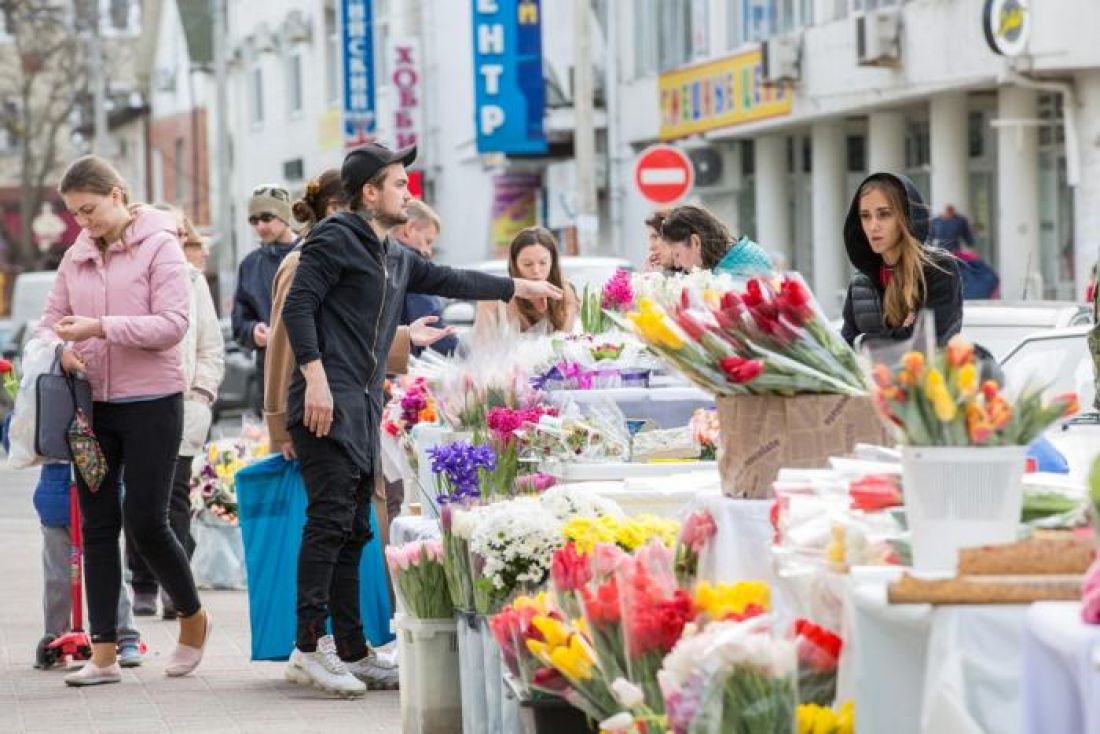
512, 279, 563, 302
253, 322, 269, 349
280, 440, 297, 460
408, 315, 458, 347
54, 316, 104, 343
60, 348, 86, 375
301, 360, 333, 437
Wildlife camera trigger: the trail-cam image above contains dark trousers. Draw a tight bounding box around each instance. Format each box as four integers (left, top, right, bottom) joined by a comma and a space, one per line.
77, 395, 201, 643
127, 455, 196, 596
290, 425, 374, 662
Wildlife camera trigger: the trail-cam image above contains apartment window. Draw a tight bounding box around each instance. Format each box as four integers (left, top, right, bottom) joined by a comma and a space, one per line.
905, 119, 930, 169
101, 0, 140, 36
325, 3, 339, 104
634, 0, 693, 75
174, 138, 187, 205
287, 49, 303, 116
727, 0, 813, 46
250, 64, 264, 126
852, 0, 899, 11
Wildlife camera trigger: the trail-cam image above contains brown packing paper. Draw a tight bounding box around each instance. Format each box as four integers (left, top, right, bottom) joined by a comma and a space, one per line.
716, 393, 888, 498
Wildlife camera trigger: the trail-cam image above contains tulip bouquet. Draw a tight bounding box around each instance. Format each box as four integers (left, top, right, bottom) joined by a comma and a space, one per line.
688, 408, 720, 460
488, 593, 556, 699
674, 510, 718, 587
623, 274, 869, 398
792, 618, 843, 706
693, 580, 771, 623
385, 539, 453, 619
550, 542, 593, 621
579, 544, 631, 686
870, 336, 1079, 446
0, 357, 19, 406
797, 701, 855, 734
485, 404, 557, 496
659, 617, 799, 734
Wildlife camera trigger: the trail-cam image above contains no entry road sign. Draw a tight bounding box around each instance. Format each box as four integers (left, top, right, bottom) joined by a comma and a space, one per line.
634, 144, 694, 205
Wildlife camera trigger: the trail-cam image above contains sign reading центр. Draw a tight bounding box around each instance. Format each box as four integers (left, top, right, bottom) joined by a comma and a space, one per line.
471, 0, 547, 154
658, 48, 792, 140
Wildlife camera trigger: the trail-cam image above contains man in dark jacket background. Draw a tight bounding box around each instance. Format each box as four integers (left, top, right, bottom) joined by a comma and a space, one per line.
280, 142, 563, 696
231, 184, 297, 415
394, 199, 459, 357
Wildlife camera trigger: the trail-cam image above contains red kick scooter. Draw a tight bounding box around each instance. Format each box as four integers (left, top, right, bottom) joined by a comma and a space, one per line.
35, 484, 92, 667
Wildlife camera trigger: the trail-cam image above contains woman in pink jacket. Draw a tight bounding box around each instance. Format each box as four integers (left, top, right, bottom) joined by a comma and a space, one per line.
38, 156, 211, 687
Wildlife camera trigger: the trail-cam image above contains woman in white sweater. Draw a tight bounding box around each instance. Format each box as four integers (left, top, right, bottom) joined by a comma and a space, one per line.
129, 208, 225, 618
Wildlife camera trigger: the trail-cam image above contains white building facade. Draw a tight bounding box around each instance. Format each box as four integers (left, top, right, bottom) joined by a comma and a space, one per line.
611, 0, 1100, 313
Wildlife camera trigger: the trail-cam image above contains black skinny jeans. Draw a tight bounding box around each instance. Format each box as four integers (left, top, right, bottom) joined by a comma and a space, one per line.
290, 425, 374, 662
77, 395, 201, 643
127, 455, 196, 597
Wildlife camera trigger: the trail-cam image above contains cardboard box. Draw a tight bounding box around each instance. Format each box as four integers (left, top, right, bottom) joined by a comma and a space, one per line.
716, 393, 888, 498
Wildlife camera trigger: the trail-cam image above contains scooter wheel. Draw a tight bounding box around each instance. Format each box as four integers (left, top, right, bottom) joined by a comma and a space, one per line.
34, 635, 60, 669
75, 644, 93, 661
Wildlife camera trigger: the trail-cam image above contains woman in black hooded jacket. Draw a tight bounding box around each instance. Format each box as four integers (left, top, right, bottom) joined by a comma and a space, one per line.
840, 172, 962, 348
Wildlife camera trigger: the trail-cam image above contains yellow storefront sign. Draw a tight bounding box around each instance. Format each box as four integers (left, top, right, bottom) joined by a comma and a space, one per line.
659, 49, 793, 140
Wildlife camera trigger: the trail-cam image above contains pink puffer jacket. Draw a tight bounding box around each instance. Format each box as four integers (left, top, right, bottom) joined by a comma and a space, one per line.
35, 207, 190, 402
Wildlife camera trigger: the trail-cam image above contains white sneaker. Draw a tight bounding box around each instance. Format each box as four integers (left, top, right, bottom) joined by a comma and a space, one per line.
284, 640, 366, 697
345, 649, 399, 690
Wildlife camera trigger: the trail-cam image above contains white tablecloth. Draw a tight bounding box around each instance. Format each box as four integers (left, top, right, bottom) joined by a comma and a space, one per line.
849, 570, 1028, 734
1023, 602, 1100, 734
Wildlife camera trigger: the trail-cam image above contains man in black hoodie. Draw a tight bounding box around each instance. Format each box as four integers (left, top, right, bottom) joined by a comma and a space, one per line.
231, 184, 298, 415
280, 142, 562, 696
840, 172, 963, 348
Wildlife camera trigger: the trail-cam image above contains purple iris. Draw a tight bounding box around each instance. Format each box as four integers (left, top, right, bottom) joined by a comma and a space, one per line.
427, 441, 496, 503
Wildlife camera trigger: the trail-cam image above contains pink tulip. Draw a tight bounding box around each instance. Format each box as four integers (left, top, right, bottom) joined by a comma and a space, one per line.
384, 546, 400, 574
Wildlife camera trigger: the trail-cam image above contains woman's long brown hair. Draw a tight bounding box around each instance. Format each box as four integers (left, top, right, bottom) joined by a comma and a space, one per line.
508, 227, 568, 331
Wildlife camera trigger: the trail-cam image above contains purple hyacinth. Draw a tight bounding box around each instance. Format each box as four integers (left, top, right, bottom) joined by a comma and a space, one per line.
427, 441, 496, 503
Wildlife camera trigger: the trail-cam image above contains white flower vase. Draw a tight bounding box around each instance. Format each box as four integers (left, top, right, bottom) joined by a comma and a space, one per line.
902, 445, 1028, 574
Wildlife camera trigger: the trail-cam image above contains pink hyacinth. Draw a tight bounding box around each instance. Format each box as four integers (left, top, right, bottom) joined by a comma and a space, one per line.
601, 268, 634, 310
680, 510, 718, 554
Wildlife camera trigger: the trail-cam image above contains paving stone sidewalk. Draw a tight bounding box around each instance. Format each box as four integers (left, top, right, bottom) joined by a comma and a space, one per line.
0, 466, 401, 733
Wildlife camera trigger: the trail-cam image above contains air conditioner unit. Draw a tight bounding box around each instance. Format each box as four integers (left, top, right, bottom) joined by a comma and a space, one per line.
856, 8, 901, 67
686, 144, 736, 192
761, 35, 801, 86
284, 10, 312, 45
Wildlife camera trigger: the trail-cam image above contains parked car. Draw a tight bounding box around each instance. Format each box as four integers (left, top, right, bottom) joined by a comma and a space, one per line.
960, 300, 1093, 362
3, 270, 60, 359
441, 256, 635, 339
212, 318, 259, 421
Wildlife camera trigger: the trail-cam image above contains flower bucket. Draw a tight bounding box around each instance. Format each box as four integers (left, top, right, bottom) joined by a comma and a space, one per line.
397, 615, 462, 734
902, 445, 1028, 573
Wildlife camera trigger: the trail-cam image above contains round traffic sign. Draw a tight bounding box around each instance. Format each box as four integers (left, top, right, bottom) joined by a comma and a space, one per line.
634, 144, 694, 205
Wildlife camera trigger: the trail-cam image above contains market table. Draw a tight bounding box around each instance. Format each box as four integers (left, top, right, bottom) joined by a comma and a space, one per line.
1023, 601, 1100, 734
848, 568, 1028, 734
546, 383, 713, 428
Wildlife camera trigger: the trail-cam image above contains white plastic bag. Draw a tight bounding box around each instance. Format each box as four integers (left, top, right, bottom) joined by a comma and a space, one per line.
190, 510, 247, 589
8, 337, 64, 469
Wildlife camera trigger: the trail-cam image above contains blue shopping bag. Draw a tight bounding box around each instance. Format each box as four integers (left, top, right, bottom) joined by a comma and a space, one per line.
236, 455, 394, 661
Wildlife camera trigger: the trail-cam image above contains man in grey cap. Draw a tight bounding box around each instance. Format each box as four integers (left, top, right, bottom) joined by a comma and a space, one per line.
280, 142, 563, 695
232, 184, 298, 415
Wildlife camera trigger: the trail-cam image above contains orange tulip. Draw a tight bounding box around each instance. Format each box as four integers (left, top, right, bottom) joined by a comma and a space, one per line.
986, 395, 1013, 430
981, 380, 1000, 402
897, 369, 917, 388
966, 403, 993, 444
946, 336, 975, 368
872, 363, 893, 389
901, 352, 925, 378
1053, 393, 1079, 418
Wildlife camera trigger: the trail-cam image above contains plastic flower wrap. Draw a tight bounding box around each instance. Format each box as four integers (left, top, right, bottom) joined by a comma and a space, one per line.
693, 580, 771, 623
524, 401, 631, 464
616, 541, 695, 714
688, 408, 720, 460
870, 335, 1079, 446
674, 510, 718, 586
579, 543, 630, 685
523, 612, 622, 721
488, 593, 556, 699
659, 617, 799, 734
384, 539, 453, 619
427, 440, 496, 503
792, 618, 843, 707
539, 484, 624, 523
485, 404, 557, 496
440, 504, 482, 612
0, 358, 20, 406
620, 274, 869, 397
190, 439, 255, 526
469, 498, 564, 615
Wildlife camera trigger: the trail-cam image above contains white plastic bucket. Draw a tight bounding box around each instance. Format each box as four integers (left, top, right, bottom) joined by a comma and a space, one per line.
396, 615, 462, 734
902, 445, 1027, 573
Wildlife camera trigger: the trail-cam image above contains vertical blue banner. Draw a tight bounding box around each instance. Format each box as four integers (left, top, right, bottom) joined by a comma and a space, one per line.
472, 0, 548, 154
342, 0, 376, 149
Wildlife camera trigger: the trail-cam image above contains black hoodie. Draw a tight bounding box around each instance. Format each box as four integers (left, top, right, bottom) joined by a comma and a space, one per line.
840, 172, 962, 347
281, 211, 514, 473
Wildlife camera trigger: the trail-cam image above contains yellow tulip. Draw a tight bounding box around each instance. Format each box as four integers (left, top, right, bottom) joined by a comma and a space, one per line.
835, 701, 855, 734
694, 580, 771, 620
531, 615, 570, 649
549, 634, 594, 682
933, 392, 957, 422
955, 363, 978, 398
922, 368, 946, 401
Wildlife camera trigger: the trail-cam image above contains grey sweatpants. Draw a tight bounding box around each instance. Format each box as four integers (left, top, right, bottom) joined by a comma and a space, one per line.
41, 525, 139, 644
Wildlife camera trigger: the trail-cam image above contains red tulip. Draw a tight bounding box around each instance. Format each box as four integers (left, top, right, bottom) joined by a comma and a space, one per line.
0, 359, 12, 374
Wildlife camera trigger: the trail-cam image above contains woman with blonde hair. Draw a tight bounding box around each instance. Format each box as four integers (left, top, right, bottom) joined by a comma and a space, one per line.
38, 155, 210, 686
840, 173, 962, 347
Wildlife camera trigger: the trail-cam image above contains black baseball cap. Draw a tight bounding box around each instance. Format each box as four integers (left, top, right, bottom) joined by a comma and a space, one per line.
341, 142, 417, 203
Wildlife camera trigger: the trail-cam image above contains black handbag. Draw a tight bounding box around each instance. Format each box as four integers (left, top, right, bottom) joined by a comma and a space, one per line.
35, 345, 93, 460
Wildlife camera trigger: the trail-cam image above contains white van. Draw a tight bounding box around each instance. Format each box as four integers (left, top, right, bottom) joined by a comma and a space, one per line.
7, 270, 58, 354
